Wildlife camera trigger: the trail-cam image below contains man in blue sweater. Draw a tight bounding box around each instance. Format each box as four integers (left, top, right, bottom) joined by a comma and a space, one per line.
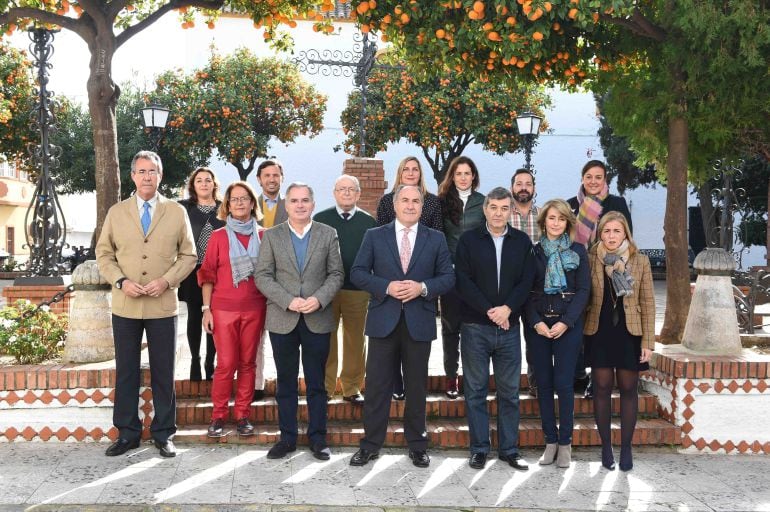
454, 187, 535, 471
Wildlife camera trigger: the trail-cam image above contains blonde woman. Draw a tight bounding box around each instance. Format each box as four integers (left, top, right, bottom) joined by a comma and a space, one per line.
525, 199, 590, 468
584, 211, 654, 472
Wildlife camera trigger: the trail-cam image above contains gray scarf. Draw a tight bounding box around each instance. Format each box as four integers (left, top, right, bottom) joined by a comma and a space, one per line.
225, 215, 260, 288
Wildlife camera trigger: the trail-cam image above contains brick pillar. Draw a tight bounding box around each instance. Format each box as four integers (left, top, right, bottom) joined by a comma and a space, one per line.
342, 158, 387, 217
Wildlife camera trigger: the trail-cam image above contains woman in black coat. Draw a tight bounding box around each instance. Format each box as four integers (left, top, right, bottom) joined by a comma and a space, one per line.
567, 160, 632, 397
178, 167, 225, 381
525, 199, 590, 468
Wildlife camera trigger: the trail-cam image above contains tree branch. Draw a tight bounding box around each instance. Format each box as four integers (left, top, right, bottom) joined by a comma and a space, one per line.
116, 0, 225, 48
0, 6, 87, 39
600, 8, 667, 42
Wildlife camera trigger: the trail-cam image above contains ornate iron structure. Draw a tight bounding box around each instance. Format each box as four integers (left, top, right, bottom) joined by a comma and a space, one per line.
17, 28, 68, 285
293, 30, 391, 157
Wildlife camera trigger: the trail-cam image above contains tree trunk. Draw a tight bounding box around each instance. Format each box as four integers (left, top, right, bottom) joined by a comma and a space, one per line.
659, 115, 691, 343
87, 36, 121, 246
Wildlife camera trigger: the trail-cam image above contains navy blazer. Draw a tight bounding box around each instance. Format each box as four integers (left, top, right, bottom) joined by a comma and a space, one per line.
351, 221, 455, 342
454, 225, 535, 327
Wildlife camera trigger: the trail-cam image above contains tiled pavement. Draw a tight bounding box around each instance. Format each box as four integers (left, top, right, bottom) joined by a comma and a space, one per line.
1, 443, 770, 510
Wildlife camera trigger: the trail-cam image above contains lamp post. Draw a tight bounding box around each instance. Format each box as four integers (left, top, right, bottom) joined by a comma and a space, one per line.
515, 111, 542, 172
141, 102, 170, 151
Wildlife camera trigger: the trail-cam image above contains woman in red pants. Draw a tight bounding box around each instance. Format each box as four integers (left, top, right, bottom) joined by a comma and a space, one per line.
198, 181, 266, 437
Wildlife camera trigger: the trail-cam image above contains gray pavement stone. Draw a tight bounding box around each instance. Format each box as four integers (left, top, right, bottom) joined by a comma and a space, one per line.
3, 443, 770, 511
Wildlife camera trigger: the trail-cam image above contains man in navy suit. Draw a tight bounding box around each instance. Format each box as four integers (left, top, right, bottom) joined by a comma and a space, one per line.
349, 185, 455, 468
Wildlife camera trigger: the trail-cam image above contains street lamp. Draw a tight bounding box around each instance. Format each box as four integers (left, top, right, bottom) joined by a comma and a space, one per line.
516, 111, 542, 172
141, 102, 170, 151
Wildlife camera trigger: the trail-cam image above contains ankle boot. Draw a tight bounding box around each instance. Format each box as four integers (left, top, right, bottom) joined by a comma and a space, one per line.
556, 444, 571, 468
601, 444, 616, 470
538, 443, 558, 465
189, 356, 202, 381
619, 445, 633, 471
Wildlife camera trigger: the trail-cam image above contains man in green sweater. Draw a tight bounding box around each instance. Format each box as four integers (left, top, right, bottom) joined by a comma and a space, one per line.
314, 175, 377, 404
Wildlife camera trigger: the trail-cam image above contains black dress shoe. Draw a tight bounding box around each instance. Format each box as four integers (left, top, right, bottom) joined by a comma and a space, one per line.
349, 448, 379, 466
154, 439, 176, 458
253, 389, 265, 402
310, 443, 332, 461
499, 452, 528, 470
343, 393, 365, 405
409, 450, 430, 468
469, 452, 488, 469
207, 418, 225, 438
267, 440, 296, 459
105, 438, 140, 457
392, 392, 405, 401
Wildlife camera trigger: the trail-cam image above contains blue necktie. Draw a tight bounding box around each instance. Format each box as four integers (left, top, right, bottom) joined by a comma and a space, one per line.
141, 202, 151, 236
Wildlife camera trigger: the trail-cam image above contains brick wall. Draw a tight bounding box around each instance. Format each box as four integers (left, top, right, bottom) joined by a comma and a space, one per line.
1, 285, 72, 315
342, 158, 387, 217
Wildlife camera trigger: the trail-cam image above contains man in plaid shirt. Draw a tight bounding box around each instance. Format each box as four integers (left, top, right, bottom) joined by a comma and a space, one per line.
509, 168, 540, 397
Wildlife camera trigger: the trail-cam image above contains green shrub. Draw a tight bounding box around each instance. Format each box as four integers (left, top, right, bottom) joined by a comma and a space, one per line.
1, 258, 18, 272
0, 300, 68, 365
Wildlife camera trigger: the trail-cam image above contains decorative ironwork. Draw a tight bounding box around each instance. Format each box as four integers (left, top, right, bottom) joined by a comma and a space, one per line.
733, 269, 770, 334
293, 30, 397, 157
707, 159, 748, 262
17, 28, 68, 285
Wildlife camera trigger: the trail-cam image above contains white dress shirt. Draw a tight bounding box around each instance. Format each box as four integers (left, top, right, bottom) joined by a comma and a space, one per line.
394, 219, 418, 255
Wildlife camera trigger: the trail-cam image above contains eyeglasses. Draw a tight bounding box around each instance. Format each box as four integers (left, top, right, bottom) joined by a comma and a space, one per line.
229, 196, 251, 204
133, 169, 159, 177
335, 187, 358, 194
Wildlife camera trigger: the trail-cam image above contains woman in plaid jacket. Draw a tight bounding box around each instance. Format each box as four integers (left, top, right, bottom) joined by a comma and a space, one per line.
584, 211, 655, 473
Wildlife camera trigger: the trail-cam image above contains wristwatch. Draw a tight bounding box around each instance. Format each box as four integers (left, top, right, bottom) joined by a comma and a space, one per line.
420, 282, 428, 297
115, 278, 127, 289
201, 305, 210, 312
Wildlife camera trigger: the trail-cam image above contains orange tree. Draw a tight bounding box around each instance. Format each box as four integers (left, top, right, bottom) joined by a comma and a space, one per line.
0, 1, 334, 242
350, 0, 770, 343
153, 49, 326, 181
0, 40, 33, 165
339, 67, 549, 185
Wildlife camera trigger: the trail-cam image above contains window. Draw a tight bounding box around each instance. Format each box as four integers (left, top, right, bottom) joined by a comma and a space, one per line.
6, 227, 14, 255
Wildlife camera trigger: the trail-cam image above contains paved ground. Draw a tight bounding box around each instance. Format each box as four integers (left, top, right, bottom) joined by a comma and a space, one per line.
1, 443, 769, 511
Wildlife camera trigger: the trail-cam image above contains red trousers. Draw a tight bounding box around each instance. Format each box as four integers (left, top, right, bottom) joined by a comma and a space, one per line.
211, 308, 265, 420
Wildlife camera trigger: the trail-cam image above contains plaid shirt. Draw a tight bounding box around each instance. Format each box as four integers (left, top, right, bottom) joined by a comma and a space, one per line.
510, 203, 540, 243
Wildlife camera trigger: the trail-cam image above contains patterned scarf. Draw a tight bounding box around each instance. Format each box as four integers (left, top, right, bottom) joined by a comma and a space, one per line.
597, 239, 634, 296
540, 233, 580, 294
574, 182, 609, 246
225, 215, 260, 288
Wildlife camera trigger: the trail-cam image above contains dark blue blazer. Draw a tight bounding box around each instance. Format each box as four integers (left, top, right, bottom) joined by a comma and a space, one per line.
351, 221, 455, 342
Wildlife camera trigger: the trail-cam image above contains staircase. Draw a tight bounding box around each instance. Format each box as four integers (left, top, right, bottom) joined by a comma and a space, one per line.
171, 375, 680, 448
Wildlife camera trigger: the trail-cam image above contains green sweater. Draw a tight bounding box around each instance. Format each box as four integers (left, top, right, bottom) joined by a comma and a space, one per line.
313, 207, 377, 290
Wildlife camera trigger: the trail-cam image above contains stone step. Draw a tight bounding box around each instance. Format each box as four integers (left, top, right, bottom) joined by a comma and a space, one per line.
174, 375, 531, 399
175, 392, 659, 426
171, 417, 680, 448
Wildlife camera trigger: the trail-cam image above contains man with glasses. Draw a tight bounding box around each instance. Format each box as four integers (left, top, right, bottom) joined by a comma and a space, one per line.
96, 150, 197, 458
313, 175, 377, 404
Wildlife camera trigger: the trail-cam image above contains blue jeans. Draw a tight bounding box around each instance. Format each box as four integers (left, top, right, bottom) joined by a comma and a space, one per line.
460, 322, 521, 456
269, 317, 330, 447
528, 320, 583, 445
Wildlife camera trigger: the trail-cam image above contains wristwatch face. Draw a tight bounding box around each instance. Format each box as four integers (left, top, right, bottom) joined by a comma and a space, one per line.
116, 280, 122, 289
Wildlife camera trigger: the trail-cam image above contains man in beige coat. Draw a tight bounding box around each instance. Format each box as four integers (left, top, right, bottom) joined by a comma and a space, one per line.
96, 150, 197, 458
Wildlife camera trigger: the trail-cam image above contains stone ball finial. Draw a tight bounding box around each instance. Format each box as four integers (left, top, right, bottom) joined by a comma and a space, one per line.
693, 248, 736, 276
71, 259, 109, 287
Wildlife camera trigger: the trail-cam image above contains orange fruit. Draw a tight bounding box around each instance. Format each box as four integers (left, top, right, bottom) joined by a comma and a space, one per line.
435, 28, 446, 38
473, 0, 485, 13
506, 16, 517, 25
568, 8, 578, 18
532, 31, 543, 41
400, 12, 410, 23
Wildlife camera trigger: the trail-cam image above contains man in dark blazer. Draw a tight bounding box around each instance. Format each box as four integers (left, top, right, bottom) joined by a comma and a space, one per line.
255, 182, 344, 461
96, 150, 197, 458
349, 185, 455, 468
454, 187, 535, 471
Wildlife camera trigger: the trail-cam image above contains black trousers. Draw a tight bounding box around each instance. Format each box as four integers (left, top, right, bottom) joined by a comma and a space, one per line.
440, 289, 462, 378
112, 314, 177, 443
185, 300, 216, 377
361, 314, 431, 452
